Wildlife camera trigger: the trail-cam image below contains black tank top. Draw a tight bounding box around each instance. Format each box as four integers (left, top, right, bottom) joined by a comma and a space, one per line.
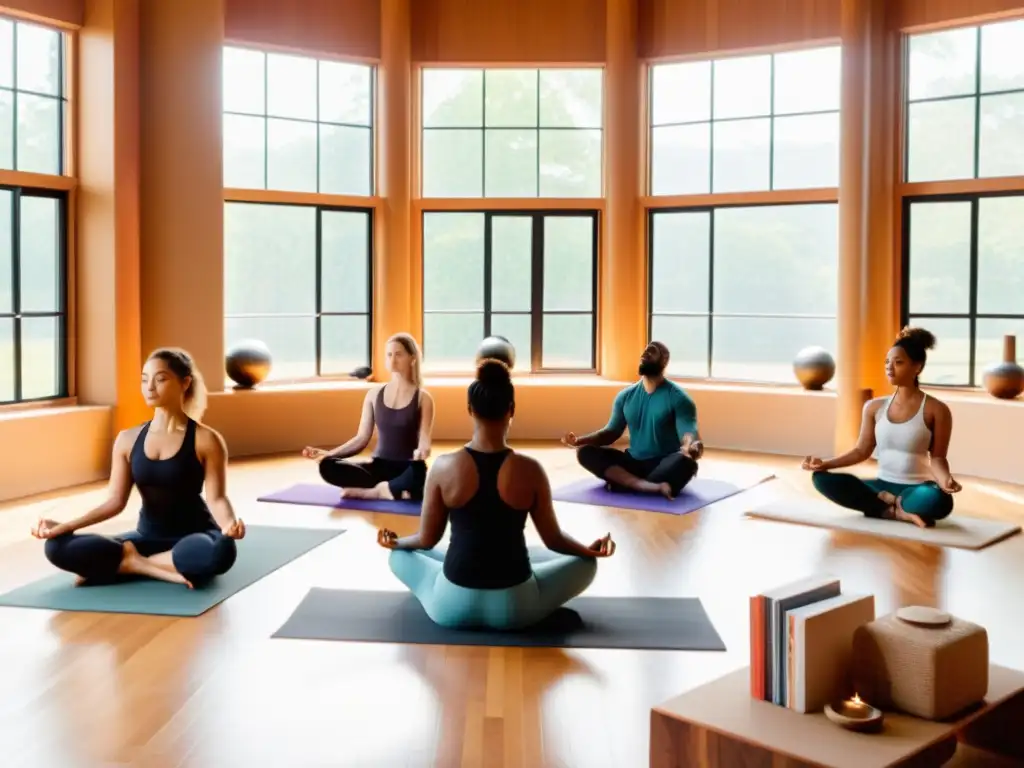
130, 419, 218, 538
373, 386, 420, 461
442, 448, 532, 589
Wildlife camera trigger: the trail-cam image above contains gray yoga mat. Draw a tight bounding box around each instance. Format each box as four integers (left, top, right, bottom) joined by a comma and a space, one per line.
272, 588, 726, 651
0, 526, 345, 617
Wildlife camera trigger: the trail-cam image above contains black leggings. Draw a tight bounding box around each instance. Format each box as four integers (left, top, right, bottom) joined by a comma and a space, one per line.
44, 529, 237, 586
319, 457, 428, 501
577, 445, 698, 497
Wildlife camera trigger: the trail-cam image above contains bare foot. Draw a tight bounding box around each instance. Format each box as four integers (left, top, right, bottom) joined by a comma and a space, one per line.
893, 497, 928, 528
340, 486, 382, 500
877, 490, 897, 506
74, 575, 89, 587
118, 541, 193, 588
374, 481, 395, 500
657, 482, 674, 500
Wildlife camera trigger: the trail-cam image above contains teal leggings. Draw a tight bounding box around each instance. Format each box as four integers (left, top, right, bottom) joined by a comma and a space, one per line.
812, 471, 953, 522
388, 546, 598, 630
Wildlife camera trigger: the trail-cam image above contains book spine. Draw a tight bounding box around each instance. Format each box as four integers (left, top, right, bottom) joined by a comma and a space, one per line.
749, 595, 765, 699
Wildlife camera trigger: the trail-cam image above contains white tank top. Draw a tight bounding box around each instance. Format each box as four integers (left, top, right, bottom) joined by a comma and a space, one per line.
874, 394, 932, 484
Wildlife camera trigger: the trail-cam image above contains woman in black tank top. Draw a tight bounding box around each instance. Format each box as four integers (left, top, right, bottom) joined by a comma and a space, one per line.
302, 333, 433, 501
375, 359, 616, 630
31, 349, 245, 589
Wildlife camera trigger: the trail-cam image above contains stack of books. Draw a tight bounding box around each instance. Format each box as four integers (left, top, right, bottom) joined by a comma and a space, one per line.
749, 576, 875, 714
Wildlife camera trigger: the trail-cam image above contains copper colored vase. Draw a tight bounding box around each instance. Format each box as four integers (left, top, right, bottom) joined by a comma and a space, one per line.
982, 335, 1024, 400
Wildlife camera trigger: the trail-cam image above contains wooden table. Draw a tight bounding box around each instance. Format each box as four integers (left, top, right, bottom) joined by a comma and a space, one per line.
650, 664, 1024, 768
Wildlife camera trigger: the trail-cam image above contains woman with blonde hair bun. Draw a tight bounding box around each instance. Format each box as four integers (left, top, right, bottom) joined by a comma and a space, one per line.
32, 348, 244, 588
303, 332, 435, 501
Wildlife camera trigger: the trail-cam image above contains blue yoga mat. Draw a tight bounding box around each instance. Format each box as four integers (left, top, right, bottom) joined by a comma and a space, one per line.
551, 474, 775, 516
0, 525, 345, 617
258, 483, 422, 516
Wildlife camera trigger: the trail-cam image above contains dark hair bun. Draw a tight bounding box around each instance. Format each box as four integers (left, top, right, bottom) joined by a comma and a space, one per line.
897, 326, 936, 351
476, 358, 511, 388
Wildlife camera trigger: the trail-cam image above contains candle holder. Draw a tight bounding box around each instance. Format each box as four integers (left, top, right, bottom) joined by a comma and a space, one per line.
824, 694, 884, 733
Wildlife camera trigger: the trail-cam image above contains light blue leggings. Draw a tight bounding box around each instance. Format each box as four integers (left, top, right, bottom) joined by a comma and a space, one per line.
388, 546, 598, 630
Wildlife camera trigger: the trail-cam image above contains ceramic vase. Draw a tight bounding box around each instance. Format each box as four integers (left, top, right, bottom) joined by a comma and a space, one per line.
982, 334, 1024, 400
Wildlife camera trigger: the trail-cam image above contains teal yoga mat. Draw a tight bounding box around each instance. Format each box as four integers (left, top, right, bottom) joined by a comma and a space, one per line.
0, 525, 345, 617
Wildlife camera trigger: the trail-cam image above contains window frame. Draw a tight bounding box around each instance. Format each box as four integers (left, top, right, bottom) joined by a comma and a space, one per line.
419, 208, 600, 374
646, 201, 839, 385
899, 190, 1024, 389
222, 200, 375, 382
221, 44, 378, 198
417, 65, 606, 200
902, 21, 1024, 184
0, 15, 74, 408
0, 185, 69, 405
646, 44, 843, 197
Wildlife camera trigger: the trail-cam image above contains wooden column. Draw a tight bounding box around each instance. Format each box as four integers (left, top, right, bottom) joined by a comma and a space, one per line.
835, 0, 873, 453
138, 0, 225, 392
375, 0, 413, 378
860, 4, 902, 400
77, 0, 147, 432
601, 0, 646, 382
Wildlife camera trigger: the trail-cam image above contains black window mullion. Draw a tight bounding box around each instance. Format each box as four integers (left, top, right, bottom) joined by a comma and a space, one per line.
483, 213, 493, 338
365, 207, 374, 370
589, 210, 598, 369
530, 214, 544, 372
314, 206, 323, 377
972, 26, 982, 180
56, 193, 68, 397
967, 198, 980, 386
706, 209, 715, 378
11, 188, 22, 402
768, 54, 776, 190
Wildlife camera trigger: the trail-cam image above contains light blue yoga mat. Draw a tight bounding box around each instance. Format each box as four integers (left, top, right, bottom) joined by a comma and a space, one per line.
0, 525, 345, 617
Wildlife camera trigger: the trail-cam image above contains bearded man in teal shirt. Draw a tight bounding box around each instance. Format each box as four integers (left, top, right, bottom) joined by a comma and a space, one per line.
563, 341, 702, 499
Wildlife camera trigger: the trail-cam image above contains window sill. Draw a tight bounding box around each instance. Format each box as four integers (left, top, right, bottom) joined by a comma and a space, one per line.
212, 374, 838, 396
0, 397, 79, 418
0, 400, 112, 422
923, 386, 1024, 405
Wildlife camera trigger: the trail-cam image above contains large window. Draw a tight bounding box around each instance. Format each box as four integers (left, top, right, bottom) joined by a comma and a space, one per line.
648, 203, 838, 383
420, 68, 603, 198
0, 17, 67, 175
421, 210, 597, 372
902, 194, 1024, 387
905, 19, 1024, 182
0, 17, 69, 406
649, 46, 841, 195
224, 202, 372, 382
222, 46, 374, 195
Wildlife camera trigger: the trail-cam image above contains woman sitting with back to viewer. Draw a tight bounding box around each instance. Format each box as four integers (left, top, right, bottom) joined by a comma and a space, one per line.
31, 348, 245, 588
802, 326, 961, 528
303, 333, 434, 501
376, 358, 615, 630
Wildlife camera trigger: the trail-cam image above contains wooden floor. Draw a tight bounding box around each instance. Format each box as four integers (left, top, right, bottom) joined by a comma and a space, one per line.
1, 443, 1023, 768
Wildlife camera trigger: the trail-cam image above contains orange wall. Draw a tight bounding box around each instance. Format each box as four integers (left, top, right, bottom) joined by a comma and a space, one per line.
224, 0, 381, 59
894, 0, 1024, 30
412, 0, 606, 63
639, 0, 840, 59
0, 0, 82, 26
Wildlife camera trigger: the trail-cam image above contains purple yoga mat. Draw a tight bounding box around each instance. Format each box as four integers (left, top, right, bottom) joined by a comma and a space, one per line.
551, 475, 773, 516
257, 483, 422, 516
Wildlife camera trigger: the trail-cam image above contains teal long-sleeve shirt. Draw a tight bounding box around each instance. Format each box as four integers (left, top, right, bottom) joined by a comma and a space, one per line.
604, 380, 698, 461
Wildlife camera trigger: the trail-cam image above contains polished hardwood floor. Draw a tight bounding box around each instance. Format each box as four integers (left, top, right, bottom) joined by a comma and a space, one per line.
1, 443, 1023, 768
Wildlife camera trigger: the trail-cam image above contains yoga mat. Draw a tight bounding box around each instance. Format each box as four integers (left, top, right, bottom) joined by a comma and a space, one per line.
258, 483, 422, 516
0, 526, 345, 617
272, 588, 726, 651
745, 499, 1022, 551
551, 474, 775, 516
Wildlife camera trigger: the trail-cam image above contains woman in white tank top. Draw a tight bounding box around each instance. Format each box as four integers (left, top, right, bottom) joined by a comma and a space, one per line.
800, 327, 961, 528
